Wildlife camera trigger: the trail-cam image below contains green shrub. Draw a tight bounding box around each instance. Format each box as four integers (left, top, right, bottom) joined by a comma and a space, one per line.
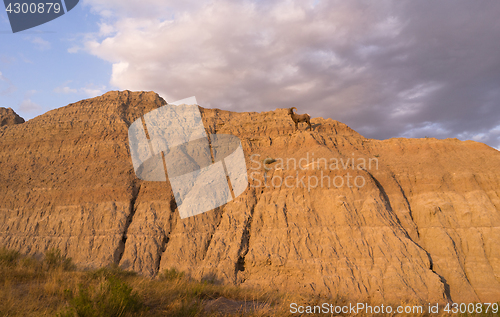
0, 248, 45, 283
188, 283, 211, 298
0, 247, 20, 267
20, 256, 40, 269
63, 276, 142, 317
159, 268, 185, 281
44, 248, 75, 271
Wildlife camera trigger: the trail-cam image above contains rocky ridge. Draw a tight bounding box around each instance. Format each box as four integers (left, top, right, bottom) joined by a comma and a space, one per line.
0, 107, 24, 127
0, 91, 499, 304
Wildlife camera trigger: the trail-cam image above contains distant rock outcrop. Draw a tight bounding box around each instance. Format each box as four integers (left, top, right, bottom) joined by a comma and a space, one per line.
0, 107, 24, 127
1, 91, 499, 304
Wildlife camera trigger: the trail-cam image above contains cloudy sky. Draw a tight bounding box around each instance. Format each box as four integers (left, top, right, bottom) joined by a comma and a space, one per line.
1, 0, 500, 149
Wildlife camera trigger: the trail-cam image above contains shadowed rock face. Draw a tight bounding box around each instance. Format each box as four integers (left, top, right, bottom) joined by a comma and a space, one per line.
1, 90, 499, 304
0, 107, 24, 127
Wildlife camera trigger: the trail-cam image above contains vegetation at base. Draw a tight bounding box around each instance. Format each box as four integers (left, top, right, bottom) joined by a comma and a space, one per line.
0, 247, 20, 266
159, 267, 185, 281
2, 247, 498, 316
58, 276, 142, 317
45, 248, 76, 271
0, 247, 278, 316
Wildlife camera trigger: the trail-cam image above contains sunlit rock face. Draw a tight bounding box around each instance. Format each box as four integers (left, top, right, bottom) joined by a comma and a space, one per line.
1, 90, 499, 304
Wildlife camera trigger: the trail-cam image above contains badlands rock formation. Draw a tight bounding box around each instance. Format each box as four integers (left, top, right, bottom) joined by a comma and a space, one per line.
0, 107, 24, 127
1, 91, 499, 304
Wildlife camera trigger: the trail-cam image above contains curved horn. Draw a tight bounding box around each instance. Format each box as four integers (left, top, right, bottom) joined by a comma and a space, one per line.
290, 107, 297, 113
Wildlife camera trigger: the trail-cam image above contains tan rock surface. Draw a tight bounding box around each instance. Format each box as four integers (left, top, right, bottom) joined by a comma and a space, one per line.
1, 91, 499, 304
0, 107, 24, 127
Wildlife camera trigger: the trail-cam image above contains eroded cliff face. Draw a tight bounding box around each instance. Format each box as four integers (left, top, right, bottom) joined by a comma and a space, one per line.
1, 91, 499, 304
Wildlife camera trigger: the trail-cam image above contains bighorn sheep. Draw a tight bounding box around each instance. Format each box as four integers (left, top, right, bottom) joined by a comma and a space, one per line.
288, 107, 312, 130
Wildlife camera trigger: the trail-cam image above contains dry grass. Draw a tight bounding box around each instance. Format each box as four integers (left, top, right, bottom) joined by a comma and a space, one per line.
0, 247, 285, 316
1, 247, 498, 316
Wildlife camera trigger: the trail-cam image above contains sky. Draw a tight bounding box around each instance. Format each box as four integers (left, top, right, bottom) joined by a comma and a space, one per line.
1, 0, 500, 150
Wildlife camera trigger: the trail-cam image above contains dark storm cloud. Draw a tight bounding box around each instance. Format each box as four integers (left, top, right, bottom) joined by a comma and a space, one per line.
344, 1, 500, 146
85, 0, 500, 148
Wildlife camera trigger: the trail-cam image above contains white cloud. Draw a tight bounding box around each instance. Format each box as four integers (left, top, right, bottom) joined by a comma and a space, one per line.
399, 122, 450, 139
390, 82, 444, 118
390, 103, 421, 118
0, 12, 8, 25
82, 0, 397, 107
81, 83, 107, 97
19, 90, 42, 112
54, 81, 78, 94
0, 71, 17, 95
398, 82, 443, 101
18, 53, 33, 64
82, 0, 202, 19
29, 37, 51, 51
372, 16, 404, 39
457, 125, 500, 148
491, 124, 500, 134
53, 81, 107, 97
0, 55, 16, 64
98, 22, 116, 36
68, 46, 80, 53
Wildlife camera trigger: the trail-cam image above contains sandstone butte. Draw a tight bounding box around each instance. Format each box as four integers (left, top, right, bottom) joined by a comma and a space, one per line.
1, 90, 499, 305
